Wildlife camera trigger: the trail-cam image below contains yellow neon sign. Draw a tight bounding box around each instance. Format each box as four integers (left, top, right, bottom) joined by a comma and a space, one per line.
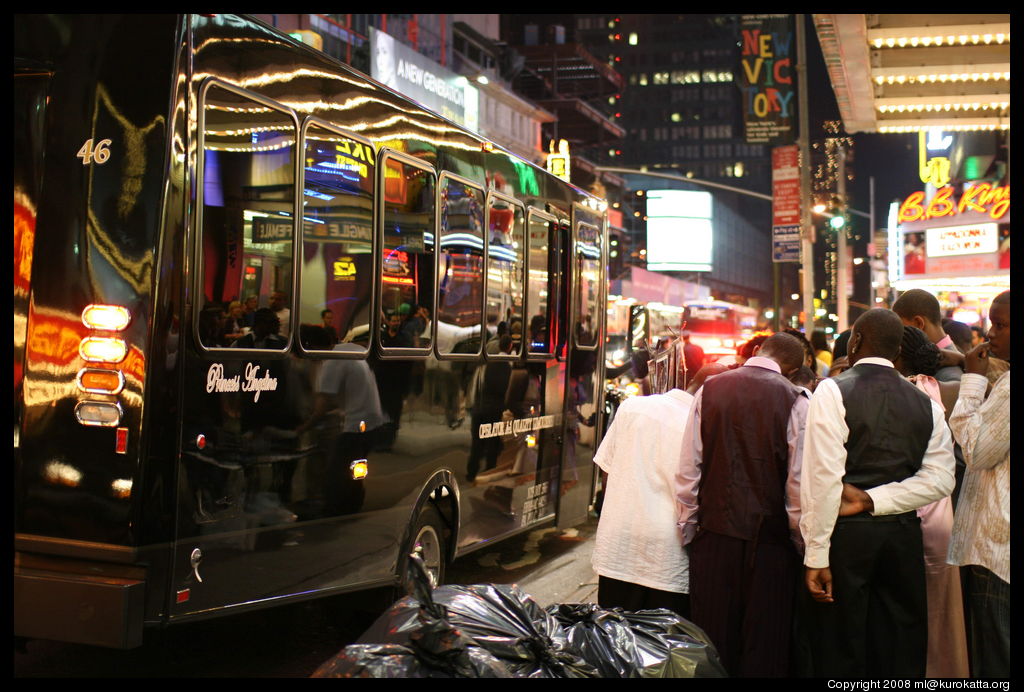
918, 130, 951, 187
898, 183, 1010, 224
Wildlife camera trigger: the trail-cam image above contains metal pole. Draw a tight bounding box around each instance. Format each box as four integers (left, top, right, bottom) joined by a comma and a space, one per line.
773, 262, 781, 331
837, 144, 848, 332
870, 175, 877, 307
796, 14, 815, 336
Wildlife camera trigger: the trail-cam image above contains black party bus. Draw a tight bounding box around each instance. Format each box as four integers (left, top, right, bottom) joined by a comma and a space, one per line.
14, 14, 609, 648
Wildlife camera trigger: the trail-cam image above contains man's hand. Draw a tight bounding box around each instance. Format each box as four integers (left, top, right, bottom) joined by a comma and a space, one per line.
838, 483, 874, 516
828, 356, 850, 377
805, 567, 834, 603
963, 341, 991, 377
938, 347, 966, 369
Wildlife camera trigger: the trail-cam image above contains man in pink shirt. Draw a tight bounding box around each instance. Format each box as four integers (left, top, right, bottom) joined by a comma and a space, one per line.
892, 289, 962, 383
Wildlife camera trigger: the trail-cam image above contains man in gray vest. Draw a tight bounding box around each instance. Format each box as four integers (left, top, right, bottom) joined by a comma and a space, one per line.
676, 331, 809, 677
799, 308, 955, 677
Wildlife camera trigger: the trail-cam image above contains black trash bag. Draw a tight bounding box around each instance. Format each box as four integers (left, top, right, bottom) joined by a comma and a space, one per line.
546, 603, 728, 678
428, 583, 599, 678
358, 556, 596, 678
314, 556, 511, 678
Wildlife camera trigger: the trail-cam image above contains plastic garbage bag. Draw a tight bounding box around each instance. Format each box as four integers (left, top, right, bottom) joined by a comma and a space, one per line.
428, 582, 599, 678
313, 556, 511, 678
546, 604, 727, 678
356, 554, 596, 678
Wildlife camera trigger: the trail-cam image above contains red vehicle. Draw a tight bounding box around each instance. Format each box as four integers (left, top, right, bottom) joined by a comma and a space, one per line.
682, 300, 759, 363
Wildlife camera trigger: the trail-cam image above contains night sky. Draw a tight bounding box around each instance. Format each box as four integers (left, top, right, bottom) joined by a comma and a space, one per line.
803, 15, 920, 232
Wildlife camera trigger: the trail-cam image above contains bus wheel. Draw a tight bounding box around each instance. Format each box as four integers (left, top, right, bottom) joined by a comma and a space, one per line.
401, 504, 447, 594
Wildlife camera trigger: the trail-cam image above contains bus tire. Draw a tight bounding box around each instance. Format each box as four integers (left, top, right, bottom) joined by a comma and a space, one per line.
400, 504, 447, 595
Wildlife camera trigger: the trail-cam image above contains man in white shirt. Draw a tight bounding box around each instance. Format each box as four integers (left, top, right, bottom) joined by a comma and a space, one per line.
676, 332, 809, 677
799, 308, 955, 678
592, 363, 725, 618
947, 290, 1010, 678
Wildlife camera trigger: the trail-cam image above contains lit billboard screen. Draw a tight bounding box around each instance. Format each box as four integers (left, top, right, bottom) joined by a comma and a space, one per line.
645, 189, 713, 272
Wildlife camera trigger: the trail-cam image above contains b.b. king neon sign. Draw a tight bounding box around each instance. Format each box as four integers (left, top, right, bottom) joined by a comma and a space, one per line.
898, 183, 1010, 224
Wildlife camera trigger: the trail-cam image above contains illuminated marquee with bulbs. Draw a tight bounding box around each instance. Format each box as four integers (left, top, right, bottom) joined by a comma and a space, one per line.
898, 183, 1010, 224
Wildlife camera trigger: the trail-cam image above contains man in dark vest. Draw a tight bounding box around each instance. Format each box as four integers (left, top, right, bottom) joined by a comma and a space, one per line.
799, 308, 955, 677
676, 331, 809, 677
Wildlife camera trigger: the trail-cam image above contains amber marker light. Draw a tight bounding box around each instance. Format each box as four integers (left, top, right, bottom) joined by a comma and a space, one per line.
350, 459, 369, 480
77, 368, 125, 394
79, 336, 128, 363
82, 304, 131, 331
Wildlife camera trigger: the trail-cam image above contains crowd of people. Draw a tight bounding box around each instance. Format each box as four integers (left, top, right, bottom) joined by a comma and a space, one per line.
592, 288, 1010, 678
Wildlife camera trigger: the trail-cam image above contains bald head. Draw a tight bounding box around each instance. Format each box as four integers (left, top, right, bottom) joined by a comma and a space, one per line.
758, 332, 808, 376
849, 308, 905, 363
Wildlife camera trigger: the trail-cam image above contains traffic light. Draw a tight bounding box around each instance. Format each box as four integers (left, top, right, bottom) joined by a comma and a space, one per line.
828, 195, 848, 231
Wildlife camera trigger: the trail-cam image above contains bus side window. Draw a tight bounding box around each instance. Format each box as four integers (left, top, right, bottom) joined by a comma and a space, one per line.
379, 153, 435, 353
526, 211, 556, 356
437, 174, 485, 357
198, 82, 296, 350
574, 223, 601, 350
485, 194, 525, 360
299, 122, 375, 355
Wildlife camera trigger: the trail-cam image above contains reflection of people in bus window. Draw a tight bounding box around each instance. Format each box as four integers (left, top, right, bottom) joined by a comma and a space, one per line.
529, 314, 548, 352
232, 308, 286, 349
270, 291, 291, 335
401, 303, 429, 346
199, 305, 225, 347
220, 300, 247, 346
242, 294, 258, 328
321, 309, 339, 344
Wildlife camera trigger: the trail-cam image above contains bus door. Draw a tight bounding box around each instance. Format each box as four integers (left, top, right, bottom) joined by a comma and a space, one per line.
557, 209, 605, 529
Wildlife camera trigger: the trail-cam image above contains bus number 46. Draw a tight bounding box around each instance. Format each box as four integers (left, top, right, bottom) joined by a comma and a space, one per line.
77, 138, 112, 165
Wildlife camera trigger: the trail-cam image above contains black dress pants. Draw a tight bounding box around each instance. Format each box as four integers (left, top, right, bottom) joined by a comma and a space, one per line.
597, 575, 691, 620
801, 514, 927, 678
689, 530, 799, 677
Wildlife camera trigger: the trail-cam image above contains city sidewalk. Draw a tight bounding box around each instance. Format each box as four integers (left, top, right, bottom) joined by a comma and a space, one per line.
447, 513, 600, 608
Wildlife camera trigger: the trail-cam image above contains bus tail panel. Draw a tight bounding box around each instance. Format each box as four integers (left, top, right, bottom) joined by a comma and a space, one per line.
14, 14, 185, 646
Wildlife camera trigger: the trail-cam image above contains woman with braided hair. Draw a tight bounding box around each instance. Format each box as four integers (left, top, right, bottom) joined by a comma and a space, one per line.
892, 325, 970, 678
